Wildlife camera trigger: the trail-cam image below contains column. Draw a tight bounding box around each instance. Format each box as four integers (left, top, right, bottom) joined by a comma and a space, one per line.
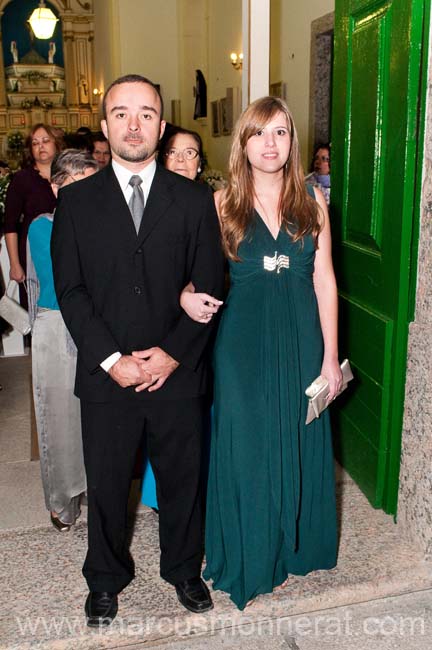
0, 14, 8, 106
242, 0, 270, 108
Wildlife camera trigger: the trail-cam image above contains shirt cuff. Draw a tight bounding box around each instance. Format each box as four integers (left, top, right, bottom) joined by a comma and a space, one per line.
100, 351, 122, 372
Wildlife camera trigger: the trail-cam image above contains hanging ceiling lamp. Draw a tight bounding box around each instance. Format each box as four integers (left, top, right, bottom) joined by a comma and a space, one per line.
28, 1, 58, 39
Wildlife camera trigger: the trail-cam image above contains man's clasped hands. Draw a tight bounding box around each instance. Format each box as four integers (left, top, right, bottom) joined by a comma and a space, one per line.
108, 348, 179, 393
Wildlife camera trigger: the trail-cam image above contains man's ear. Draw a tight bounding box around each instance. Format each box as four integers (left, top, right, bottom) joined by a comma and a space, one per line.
101, 119, 108, 139
159, 120, 166, 140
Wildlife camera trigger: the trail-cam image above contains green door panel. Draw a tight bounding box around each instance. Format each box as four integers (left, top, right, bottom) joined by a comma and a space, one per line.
339, 294, 393, 385
347, 5, 388, 253
337, 295, 393, 506
334, 411, 383, 504
331, 0, 427, 513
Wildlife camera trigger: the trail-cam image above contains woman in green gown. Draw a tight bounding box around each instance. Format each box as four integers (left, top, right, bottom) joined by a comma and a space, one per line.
181, 96, 342, 610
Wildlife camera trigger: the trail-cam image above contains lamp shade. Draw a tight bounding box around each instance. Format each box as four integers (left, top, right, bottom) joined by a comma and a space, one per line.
28, 5, 58, 39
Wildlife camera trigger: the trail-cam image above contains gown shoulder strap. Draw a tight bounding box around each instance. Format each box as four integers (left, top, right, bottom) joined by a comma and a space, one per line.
305, 183, 316, 199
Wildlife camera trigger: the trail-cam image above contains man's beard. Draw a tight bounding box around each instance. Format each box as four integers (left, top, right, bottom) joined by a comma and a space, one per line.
114, 140, 156, 163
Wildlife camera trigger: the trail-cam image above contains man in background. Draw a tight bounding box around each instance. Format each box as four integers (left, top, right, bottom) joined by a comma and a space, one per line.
91, 131, 111, 169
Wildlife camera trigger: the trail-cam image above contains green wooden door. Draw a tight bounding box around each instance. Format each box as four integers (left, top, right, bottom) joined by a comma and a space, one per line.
331, 0, 427, 514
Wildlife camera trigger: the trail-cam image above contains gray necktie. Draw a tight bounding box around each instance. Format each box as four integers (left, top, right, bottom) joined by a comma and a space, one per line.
128, 175, 144, 233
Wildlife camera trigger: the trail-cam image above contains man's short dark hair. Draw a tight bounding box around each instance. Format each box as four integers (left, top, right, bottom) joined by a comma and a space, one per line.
91, 131, 109, 152
102, 74, 164, 120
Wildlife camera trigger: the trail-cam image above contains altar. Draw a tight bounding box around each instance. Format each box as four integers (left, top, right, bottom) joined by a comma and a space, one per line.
0, 0, 99, 158
5, 62, 66, 108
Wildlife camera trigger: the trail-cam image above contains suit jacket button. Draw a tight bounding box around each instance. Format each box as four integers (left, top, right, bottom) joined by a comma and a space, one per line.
134, 286, 141, 294
136, 248, 143, 254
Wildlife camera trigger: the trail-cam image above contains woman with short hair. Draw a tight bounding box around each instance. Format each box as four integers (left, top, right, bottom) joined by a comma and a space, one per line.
27, 149, 99, 531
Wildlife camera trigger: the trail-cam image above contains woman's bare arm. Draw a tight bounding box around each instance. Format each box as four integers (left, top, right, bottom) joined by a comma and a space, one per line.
312, 189, 342, 399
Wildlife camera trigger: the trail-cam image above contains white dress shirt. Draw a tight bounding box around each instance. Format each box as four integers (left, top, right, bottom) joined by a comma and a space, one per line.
111, 158, 156, 205
100, 159, 157, 373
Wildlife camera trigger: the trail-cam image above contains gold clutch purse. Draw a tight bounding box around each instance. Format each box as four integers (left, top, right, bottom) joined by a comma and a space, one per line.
305, 359, 353, 425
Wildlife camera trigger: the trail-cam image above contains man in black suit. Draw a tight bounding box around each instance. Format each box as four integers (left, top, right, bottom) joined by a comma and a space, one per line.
51, 75, 224, 626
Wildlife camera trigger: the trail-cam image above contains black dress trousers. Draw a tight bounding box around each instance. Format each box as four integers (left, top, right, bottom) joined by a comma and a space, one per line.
80, 396, 205, 594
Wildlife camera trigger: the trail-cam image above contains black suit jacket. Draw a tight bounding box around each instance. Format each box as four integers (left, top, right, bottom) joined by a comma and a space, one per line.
51, 163, 224, 402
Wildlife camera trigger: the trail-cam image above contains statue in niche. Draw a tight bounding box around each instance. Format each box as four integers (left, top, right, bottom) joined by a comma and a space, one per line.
48, 42, 56, 64
79, 75, 89, 104
10, 41, 18, 63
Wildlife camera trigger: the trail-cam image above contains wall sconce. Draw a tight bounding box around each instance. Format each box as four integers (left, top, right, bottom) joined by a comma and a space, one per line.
230, 52, 243, 70
28, 1, 58, 39
93, 88, 102, 97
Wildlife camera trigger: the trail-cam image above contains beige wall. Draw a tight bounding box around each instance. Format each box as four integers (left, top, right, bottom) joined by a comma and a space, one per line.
270, 0, 334, 163
93, 0, 120, 119
177, 0, 242, 172
92, 0, 241, 172
92, 0, 334, 170
205, 0, 242, 171
93, 0, 180, 123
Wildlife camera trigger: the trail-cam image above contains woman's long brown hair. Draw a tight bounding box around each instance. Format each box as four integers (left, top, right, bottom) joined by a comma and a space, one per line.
220, 96, 322, 260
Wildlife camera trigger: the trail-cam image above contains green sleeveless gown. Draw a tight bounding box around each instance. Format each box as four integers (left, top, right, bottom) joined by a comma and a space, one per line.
203, 208, 338, 610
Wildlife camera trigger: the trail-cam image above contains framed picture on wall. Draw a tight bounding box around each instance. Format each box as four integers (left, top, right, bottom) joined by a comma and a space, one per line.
211, 100, 220, 136
269, 81, 287, 100
171, 99, 181, 125
226, 86, 241, 127
219, 97, 231, 135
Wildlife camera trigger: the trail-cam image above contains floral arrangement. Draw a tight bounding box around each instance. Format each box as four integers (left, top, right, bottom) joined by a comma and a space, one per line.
201, 168, 227, 191
7, 131, 24, 151
21, 98, 53, 109
0, 173, 12, 230
20, 71, 48, 84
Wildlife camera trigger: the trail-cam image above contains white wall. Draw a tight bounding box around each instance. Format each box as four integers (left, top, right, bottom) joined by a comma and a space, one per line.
93, 0, 180, 122
92, 0, 334, 170
176, 0, 209, 159
173, 0, 242, 173
270, 0, 334, 164
93, 0, 120, 120
205, 0, 242, 171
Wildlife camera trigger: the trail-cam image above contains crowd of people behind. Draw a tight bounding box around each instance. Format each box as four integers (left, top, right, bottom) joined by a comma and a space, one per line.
0, 75, 339, 624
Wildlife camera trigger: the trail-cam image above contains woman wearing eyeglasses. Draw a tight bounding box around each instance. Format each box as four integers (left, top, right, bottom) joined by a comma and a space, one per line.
4, 124, 63, 308
27, 149, 99, 532
160, 126, 204, 181
305, 143, 331, 206
140, 126, 209, 512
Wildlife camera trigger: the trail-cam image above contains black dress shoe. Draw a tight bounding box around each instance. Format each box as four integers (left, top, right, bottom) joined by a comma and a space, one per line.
85, 591, 118, 627
175, 577, 213, 613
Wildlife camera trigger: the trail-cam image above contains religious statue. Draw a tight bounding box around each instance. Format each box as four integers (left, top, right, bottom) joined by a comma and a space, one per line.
10, 41, 18, 64
48, 42, 56, 64
79, 75, 89, 104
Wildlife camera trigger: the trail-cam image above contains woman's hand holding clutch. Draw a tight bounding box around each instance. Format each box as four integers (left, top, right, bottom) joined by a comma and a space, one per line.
305, 359, 353, 425
320, 356, 343, 401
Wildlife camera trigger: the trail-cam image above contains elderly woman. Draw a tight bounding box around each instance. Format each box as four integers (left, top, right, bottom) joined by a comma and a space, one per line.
27, 149, 98, 532
159, 126, 204, 181
4, 123, 63, 307
141, 126, 208, 512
